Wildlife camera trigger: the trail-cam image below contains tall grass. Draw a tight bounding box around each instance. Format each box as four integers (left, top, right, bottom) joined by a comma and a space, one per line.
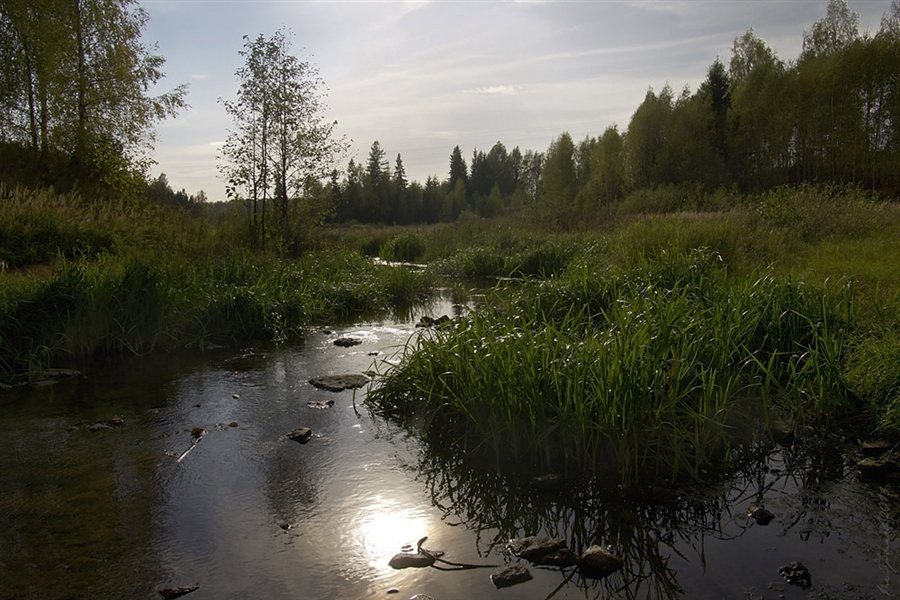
368, 248, 858, 485
0, 237, 435, 382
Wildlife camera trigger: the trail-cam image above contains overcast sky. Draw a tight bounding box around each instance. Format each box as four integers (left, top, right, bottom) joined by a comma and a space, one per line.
141, 0, 894, 201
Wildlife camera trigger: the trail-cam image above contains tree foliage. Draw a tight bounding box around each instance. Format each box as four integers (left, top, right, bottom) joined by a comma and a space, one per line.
0, 0, 187, 194
326, 0, 900, 225
219, 28, 346, 249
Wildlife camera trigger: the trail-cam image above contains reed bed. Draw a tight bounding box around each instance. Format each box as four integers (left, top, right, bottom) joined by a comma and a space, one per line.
0, 248, 435, 381
367, 248, 857, 485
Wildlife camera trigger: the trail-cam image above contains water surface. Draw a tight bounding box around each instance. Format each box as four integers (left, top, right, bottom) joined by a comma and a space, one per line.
1, 291, 897, 599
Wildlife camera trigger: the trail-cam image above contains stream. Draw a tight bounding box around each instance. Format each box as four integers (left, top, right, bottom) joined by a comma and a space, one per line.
0, 289, 898, 599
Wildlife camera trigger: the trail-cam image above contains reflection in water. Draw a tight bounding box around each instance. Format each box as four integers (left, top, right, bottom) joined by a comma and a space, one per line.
354, 495, 433, 570
413, 431, 900, 599
0, 289, 898, 599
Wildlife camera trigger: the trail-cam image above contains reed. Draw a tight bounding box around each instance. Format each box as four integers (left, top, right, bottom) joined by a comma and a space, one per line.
0, 247, 435, 381
368, 248, 858, 485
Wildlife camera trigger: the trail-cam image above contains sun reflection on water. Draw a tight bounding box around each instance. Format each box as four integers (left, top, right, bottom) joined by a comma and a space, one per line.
354, 495, 433, 574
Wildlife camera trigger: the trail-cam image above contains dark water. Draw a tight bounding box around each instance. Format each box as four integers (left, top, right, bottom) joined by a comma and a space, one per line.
1, 290, 898, 600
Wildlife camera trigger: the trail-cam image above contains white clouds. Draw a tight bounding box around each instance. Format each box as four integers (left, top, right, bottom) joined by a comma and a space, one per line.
463, 85, 520, 95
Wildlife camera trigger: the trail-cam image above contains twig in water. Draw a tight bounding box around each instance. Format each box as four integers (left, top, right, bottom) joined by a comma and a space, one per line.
176, 431, 205, 463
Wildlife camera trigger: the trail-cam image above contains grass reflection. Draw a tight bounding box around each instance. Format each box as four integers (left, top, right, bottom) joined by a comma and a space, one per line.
407, 431, 872, 600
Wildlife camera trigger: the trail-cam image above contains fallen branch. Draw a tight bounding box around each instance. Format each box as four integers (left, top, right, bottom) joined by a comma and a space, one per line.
417, 536, 498, 570
176, 431, 205, 463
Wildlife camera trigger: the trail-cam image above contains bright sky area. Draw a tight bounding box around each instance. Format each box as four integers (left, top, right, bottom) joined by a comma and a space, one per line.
142, 0, 894, 201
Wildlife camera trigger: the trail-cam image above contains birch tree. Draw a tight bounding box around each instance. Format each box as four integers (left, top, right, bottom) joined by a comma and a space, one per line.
219, 28, 346, 249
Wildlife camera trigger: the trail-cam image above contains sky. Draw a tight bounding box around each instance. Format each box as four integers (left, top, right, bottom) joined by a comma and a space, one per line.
141, 0, 895, 201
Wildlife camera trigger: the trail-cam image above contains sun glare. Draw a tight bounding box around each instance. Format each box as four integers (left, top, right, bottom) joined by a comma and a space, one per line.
355, 495, 433, 571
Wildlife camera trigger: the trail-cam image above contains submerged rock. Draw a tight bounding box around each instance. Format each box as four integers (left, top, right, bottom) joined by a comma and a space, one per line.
288, 427, 312, 444
490, 565, 532, 588
416, 315, 451, 328
307, 399, 335, 409
388, 552, 435, 569
768, 419, 795, 445
538, 548, 578, 567
577, 545, 623, 579
333, 337, 362, 347
747, 504, 775, 526
86, 418, 126, 432
857, 457, 898, 481
507, 536, 567, 562
159, 586, 199, 600
530, 473, 565, 491
778, 561, 812, 589
309, 374, 369, 392
860, 440, 892, 457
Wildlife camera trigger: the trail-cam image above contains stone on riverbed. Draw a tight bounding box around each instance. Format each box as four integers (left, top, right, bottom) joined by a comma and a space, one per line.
857, 457, 898, 481
86, 418, 126, 432
388, 552, 435, 569
577, 545, 623, 579
490, 565, 532, 588
333, 337, 362, 347
768, 419, 795, 445
309, 374, 369, 392
288, 427, 312, 444
307, 399, 335, 409
538, 548, 578, 567
530, 473, 565, 491
747, 503, 775, 526
779, 561, 812, 589
416, 315, 451, 328
859, 439, 892, 457
158, 586, 199, 600
507, 536, 567, 562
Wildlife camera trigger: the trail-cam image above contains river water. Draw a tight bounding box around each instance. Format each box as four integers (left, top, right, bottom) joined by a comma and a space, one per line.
1, 290, 898, 600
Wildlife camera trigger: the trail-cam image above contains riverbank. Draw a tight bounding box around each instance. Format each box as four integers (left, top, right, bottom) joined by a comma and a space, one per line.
2, 183, 899, 468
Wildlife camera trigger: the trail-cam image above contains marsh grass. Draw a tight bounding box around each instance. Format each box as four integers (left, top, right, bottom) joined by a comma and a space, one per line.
0, 243, 435, 382
368, 248, 858, 485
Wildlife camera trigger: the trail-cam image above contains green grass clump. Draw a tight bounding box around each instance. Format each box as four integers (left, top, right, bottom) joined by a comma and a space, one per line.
380, 231, 427, 263
0, 248, 435, 381
368, 248, 857, 485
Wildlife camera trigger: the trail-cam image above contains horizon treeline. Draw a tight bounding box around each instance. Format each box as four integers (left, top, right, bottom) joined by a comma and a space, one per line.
330, 0, 900, 226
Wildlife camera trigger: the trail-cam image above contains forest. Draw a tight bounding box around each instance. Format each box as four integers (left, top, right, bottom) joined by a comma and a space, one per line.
330, 0, 900, 226
0, 1, 898, 235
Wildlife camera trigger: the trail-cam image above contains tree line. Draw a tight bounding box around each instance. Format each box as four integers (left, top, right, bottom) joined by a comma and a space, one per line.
330, 0, 900, 225
1, 0, 898, 239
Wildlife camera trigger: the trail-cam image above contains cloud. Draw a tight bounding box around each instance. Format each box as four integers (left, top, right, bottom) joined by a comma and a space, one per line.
462, 85, 519, 95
